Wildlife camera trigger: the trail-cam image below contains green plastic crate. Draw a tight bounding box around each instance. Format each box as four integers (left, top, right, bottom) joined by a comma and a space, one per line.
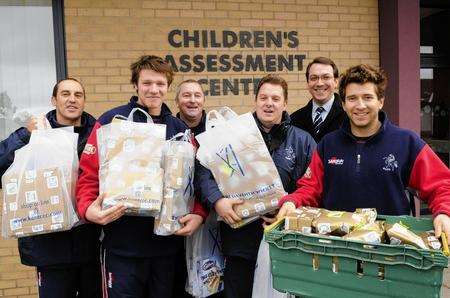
265, 215, 448, 298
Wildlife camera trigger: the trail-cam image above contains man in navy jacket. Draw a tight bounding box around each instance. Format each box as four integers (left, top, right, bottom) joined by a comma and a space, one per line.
278, 64, 450, 239
195, 74, 316, 298
76, 55, 207, 298
0, 78, 101, 298
290, 57, 346, 143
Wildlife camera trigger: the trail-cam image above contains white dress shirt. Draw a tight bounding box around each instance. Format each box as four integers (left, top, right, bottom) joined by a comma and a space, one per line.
311, 94, 335, 123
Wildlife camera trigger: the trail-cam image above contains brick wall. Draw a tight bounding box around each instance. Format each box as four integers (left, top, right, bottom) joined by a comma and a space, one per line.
64, 0, 379, 117
0, 0, 379, 296
0, 190, 38, 298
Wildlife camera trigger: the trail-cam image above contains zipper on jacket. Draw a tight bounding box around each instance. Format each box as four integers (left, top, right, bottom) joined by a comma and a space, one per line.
356, 154, 361, 173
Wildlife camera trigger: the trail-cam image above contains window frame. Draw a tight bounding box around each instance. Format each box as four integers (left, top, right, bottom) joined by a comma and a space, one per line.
52, 0, 67, 80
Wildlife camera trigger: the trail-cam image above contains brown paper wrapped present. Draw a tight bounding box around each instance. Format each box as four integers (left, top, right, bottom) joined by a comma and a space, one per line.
2, 167, 76, 238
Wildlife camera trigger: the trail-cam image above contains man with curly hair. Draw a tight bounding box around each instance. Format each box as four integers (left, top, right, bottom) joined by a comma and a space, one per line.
277, 64, 450, 240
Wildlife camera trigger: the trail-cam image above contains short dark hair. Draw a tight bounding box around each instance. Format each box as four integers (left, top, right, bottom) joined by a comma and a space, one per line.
52, 78, 85, 98
255, 74, 288, 101
175, 79, 205, 102
339, 64, 387, 101
130, 55, 174, 87
305, 57, 339, 82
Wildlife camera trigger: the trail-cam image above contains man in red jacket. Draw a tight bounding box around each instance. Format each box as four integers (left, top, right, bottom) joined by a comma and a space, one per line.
278, 64, 450, 240
76, 55, 206, 298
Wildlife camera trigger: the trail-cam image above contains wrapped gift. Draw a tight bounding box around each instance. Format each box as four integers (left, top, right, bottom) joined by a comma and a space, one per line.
2, 127, 79, 238
97, 108, 166, 216
155, 132, 195, 235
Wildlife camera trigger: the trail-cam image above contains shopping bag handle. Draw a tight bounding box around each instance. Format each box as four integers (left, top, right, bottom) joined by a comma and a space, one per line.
112, 114, 128, 121
168, 129, 192, 142
127, 108, 154, 123
218, 106, 238, 120
36, 114, 51, 130
264, 217, 285, 234
205, 110, 226, 131
441, 233, 450, 256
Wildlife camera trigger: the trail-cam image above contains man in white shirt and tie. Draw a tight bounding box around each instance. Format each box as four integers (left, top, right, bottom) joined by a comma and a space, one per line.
291, 57, 346, 142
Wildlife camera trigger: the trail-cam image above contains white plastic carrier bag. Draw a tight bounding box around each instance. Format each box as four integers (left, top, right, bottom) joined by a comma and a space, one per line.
252, 240, 291, 298
185, 212, 225, 297
196, 107, 286, 228
2, 123, 79, 238
154, 130, 196, 235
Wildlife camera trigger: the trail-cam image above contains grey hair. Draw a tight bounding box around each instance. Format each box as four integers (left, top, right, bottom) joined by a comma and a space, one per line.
174, 79, 205, 102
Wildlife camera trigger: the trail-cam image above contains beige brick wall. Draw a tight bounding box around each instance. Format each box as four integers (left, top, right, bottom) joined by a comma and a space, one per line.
64, 0, 379, 117
0, 190, 38, 298
0, 0, 381, 296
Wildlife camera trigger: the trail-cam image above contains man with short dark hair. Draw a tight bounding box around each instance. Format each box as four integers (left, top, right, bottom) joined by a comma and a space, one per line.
290, 57, 346, 142
76, 55, 207, 298
196, 74, 316, 298
278, 64, 450, 240
0, 78, 101, 298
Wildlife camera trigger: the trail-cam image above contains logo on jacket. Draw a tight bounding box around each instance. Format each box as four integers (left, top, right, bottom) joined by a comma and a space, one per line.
108, 272, 114, 288
328, 157, 344, 165
284, 146, 296, 161
382, 154, 398, 171
83, 143, 96, 155
303, 167, 312, 179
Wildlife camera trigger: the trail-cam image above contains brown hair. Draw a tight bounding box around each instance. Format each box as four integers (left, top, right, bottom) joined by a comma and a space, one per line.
255, 74, 288, 101
130, 55, 174, 87
52, 78, 85, 98
339, 64, 387, 101
305, 57, 339, 81
175, 79, 205, 102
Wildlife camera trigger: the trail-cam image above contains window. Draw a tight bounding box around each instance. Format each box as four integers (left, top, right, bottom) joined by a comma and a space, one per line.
420, 2, 450, 167
0, 0, 66, 140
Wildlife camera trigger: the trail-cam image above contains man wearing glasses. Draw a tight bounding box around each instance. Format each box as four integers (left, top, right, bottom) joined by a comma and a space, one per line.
290, 57, 346, 142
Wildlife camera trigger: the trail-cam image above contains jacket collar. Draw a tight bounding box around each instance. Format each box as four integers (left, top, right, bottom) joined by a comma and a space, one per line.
46, 109, 95, 130
253, 111, 291, 133
319, 93, 342, 123
341, 110, 389, 142
176, 110, 206, 135
305, 93, 342, 127
253, 111, 290, 152
128, 96, 173, 119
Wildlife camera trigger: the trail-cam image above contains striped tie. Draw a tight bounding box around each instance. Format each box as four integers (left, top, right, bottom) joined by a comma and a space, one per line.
313, 106, 325, 135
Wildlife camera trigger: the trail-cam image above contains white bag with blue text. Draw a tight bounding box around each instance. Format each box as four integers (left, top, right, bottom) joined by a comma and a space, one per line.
196, 108, 286, 227
185, 212, 224, 297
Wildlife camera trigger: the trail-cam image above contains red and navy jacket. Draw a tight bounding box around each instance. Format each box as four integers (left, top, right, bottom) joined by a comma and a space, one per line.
279, 111, 450, 216
0, 110, 101, 267
76, 97, 207, 258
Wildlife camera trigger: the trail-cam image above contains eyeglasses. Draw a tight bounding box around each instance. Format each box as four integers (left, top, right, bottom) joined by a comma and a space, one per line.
308, 74, 335, 82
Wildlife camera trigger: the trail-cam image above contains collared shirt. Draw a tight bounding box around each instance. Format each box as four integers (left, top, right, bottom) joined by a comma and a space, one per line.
312, 94, 335, 123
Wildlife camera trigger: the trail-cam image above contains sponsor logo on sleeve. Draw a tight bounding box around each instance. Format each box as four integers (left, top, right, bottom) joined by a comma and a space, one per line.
303, 167, 312, 178
83, 143, 96, 155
